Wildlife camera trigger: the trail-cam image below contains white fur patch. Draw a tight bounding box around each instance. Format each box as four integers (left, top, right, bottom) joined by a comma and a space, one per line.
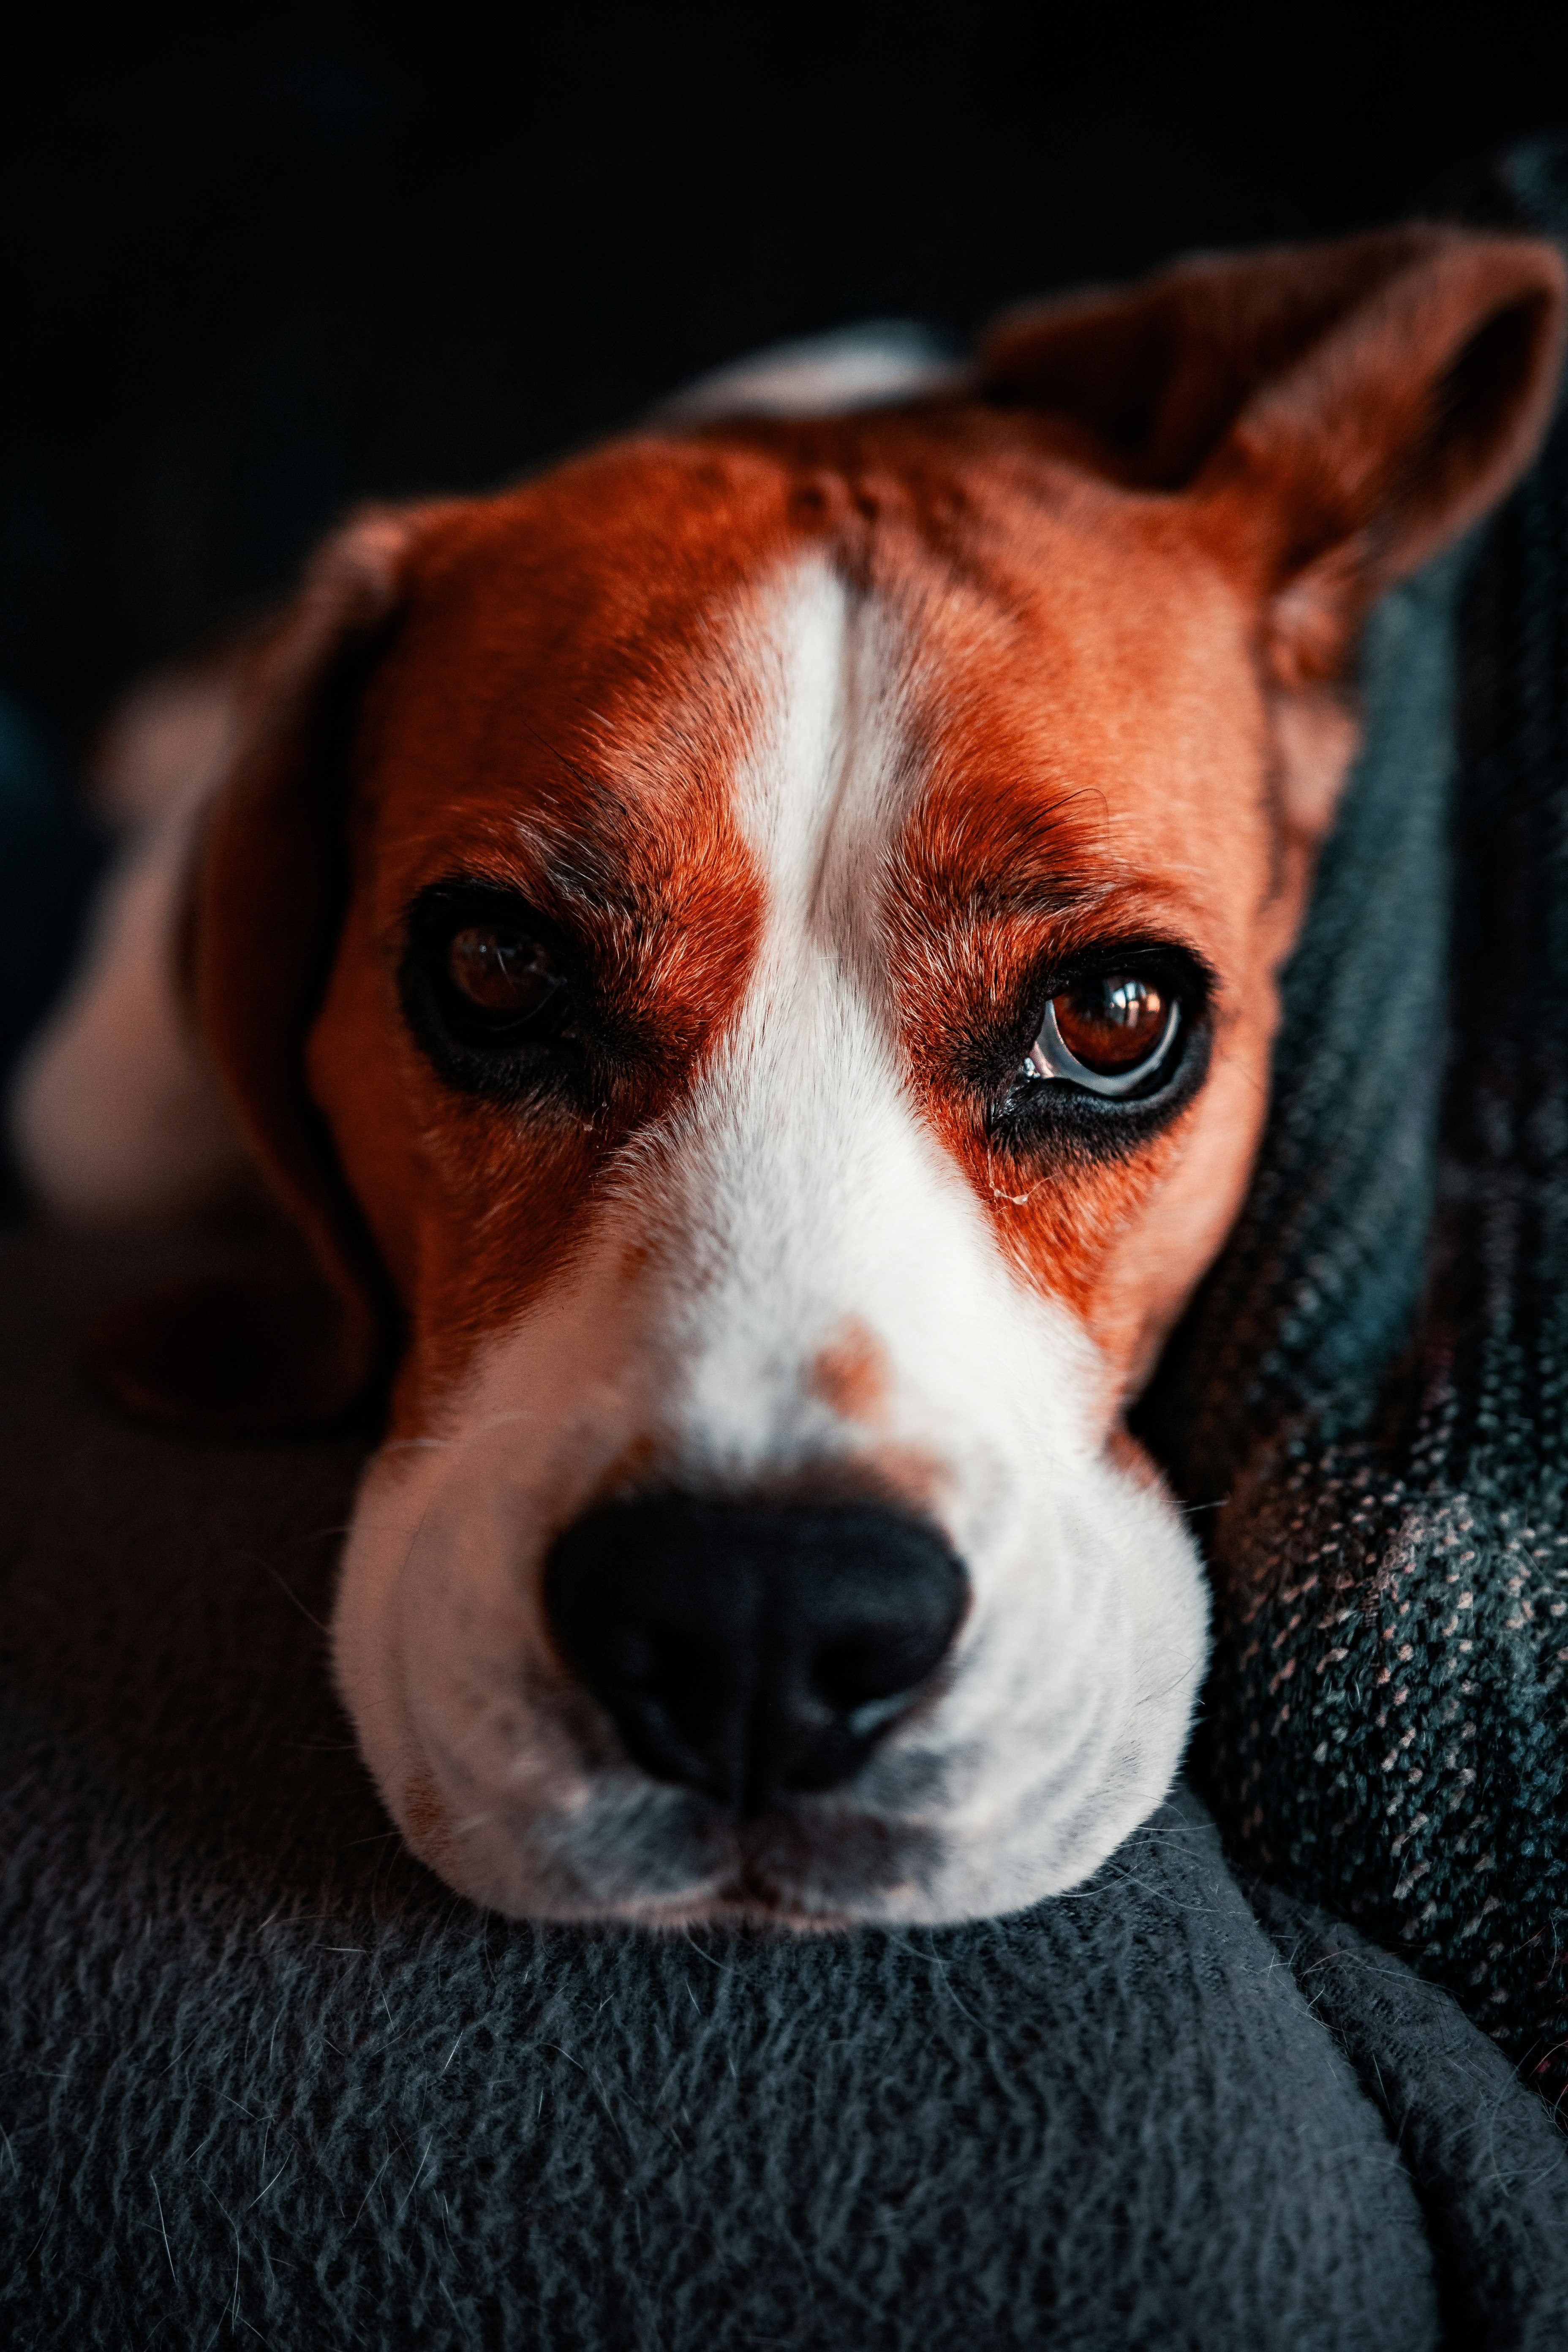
8, 661, 251, 1224
332, 559, 1209, 1925
10, 805, 250, 1222
659, 322, 961, 422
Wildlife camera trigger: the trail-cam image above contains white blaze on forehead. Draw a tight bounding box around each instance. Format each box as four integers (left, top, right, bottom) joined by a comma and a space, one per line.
647, 560, 930, 1468
728, 556, 908, 944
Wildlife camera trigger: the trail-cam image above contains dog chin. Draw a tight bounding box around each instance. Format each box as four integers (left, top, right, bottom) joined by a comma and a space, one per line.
378, 1718, 1201, 1929
394, 1784, 947, 1930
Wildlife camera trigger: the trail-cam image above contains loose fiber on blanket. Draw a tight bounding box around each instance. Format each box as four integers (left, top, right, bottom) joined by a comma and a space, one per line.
1144, 136, 1568, 2111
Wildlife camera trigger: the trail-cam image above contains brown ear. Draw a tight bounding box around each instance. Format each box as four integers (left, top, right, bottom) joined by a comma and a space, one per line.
90, 506, 447, 1437
981, 226, 1566, 684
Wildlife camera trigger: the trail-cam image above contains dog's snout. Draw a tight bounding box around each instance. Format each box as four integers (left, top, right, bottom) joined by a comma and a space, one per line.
544, 1496, 968, 1816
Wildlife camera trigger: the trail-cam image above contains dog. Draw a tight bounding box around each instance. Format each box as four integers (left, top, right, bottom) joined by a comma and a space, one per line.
12, 225, 1565, 1927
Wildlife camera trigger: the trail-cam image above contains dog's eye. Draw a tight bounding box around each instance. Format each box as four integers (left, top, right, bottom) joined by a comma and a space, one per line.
448, 926, 566, 1022
400, 883, 589, 1099
1026, 974, 1181, 1099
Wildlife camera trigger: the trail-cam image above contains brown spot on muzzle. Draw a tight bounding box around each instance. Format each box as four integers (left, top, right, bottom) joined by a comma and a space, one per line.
808, 1318, 890, 1426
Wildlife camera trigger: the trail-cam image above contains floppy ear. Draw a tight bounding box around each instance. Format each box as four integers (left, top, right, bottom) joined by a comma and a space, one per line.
89, 506, 448, 1437
981, 226, 1565, 825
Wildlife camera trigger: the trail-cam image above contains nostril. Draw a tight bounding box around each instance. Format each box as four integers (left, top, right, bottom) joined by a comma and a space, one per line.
815, 1606, 964, 1707
815, 1635, 929, 1745
543, 1496, 968, 1816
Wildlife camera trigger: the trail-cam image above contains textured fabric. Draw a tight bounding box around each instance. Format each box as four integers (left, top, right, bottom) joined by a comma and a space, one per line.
1252, 1884, 1568, 2352
1143, 138, 1568, 2111
0, 1220, 1535, 2352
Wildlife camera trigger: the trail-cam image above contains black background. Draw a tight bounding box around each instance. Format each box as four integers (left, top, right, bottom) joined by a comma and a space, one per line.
3, 1, 1566, 745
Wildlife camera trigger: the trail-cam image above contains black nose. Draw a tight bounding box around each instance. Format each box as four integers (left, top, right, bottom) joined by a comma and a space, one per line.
543, 1496, 968, 1816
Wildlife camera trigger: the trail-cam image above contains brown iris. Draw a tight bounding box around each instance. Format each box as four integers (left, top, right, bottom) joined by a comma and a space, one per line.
448, 926, 564, 1020
1051, 974, 1169, 1075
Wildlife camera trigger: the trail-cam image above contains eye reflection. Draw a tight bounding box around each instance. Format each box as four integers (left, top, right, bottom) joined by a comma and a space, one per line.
1025, 974, 1182, 1098
448, 926, 565, 1021
1056, 975, 1168, 1070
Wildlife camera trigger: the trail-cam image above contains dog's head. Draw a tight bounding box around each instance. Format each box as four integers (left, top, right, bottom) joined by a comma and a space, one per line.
145, 227, 1565, 1923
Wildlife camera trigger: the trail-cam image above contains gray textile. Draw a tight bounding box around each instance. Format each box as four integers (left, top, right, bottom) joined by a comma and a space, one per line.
3, 1233, 1567, 2349
1143, 135, 1568, 2111
1252, 1885, 1568, 2350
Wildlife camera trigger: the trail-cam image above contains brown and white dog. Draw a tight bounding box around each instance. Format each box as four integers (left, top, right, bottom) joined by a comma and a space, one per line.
13, 227, 1565, 1927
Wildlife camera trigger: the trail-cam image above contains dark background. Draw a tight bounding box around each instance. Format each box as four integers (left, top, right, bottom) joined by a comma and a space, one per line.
3, 1, 1567, 747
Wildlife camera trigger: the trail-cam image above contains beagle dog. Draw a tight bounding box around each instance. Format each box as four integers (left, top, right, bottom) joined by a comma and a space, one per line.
14, 226, 1565, 1927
